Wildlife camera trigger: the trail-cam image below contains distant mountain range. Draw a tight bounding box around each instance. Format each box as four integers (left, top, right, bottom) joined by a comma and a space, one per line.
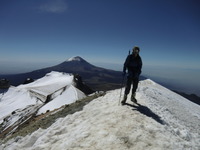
0, 56, 199, 105
0, 56, 146, 91
173, 90, 200, 106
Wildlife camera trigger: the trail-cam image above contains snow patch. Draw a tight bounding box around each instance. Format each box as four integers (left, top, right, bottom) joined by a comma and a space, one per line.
36, 85, 85, 115
67, 56, 82, 62
0, 71, 86, 129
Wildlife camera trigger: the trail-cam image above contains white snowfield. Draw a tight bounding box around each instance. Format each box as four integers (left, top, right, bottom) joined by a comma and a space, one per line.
0, 72, 86, 129
1, 77, 200, 150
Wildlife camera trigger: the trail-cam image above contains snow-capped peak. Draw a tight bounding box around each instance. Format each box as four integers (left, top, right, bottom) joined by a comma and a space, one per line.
67, 56, 83, 62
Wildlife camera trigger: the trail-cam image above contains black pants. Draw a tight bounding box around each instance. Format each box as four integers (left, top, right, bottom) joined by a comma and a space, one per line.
124, 75, 139, 95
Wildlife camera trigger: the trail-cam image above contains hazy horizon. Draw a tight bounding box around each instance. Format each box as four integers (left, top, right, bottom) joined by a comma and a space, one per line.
0, 59, 199, 97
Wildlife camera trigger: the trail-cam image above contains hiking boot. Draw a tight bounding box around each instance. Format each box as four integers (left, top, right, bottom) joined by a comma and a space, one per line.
121, 94, 127, 105
131, 93, 137, 103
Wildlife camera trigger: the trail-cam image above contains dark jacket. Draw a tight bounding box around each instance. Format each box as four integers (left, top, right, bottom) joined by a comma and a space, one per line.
123, 54, 142, 77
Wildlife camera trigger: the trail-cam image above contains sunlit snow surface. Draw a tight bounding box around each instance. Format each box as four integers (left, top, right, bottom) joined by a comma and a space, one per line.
0, 71, 86, 125
1, 78, 200, 150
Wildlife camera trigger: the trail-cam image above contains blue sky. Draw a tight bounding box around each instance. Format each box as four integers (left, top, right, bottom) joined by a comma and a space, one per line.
0, 0, 200, 94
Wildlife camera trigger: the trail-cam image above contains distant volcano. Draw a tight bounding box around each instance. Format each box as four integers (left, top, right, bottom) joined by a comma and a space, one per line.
36, 56, 124, 91
1, 56, 134, 91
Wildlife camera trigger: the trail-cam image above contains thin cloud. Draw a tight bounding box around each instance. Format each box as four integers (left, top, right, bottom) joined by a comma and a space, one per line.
38, 0, 68, 13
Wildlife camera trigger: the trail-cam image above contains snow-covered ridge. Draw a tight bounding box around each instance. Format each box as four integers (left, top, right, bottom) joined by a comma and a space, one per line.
1, 75, 200, 149
0, 71, 86, 134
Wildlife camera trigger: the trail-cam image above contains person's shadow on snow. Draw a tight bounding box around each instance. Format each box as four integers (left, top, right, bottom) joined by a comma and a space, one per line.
125, 103, 166, 125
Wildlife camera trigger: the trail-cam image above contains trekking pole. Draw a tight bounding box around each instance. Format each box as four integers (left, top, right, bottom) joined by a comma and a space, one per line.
118, 49, 130, 105
118, 75, 125, 105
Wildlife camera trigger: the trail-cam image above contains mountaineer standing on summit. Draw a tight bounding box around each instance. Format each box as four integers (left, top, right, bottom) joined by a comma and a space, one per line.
121, 46, 142, 105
